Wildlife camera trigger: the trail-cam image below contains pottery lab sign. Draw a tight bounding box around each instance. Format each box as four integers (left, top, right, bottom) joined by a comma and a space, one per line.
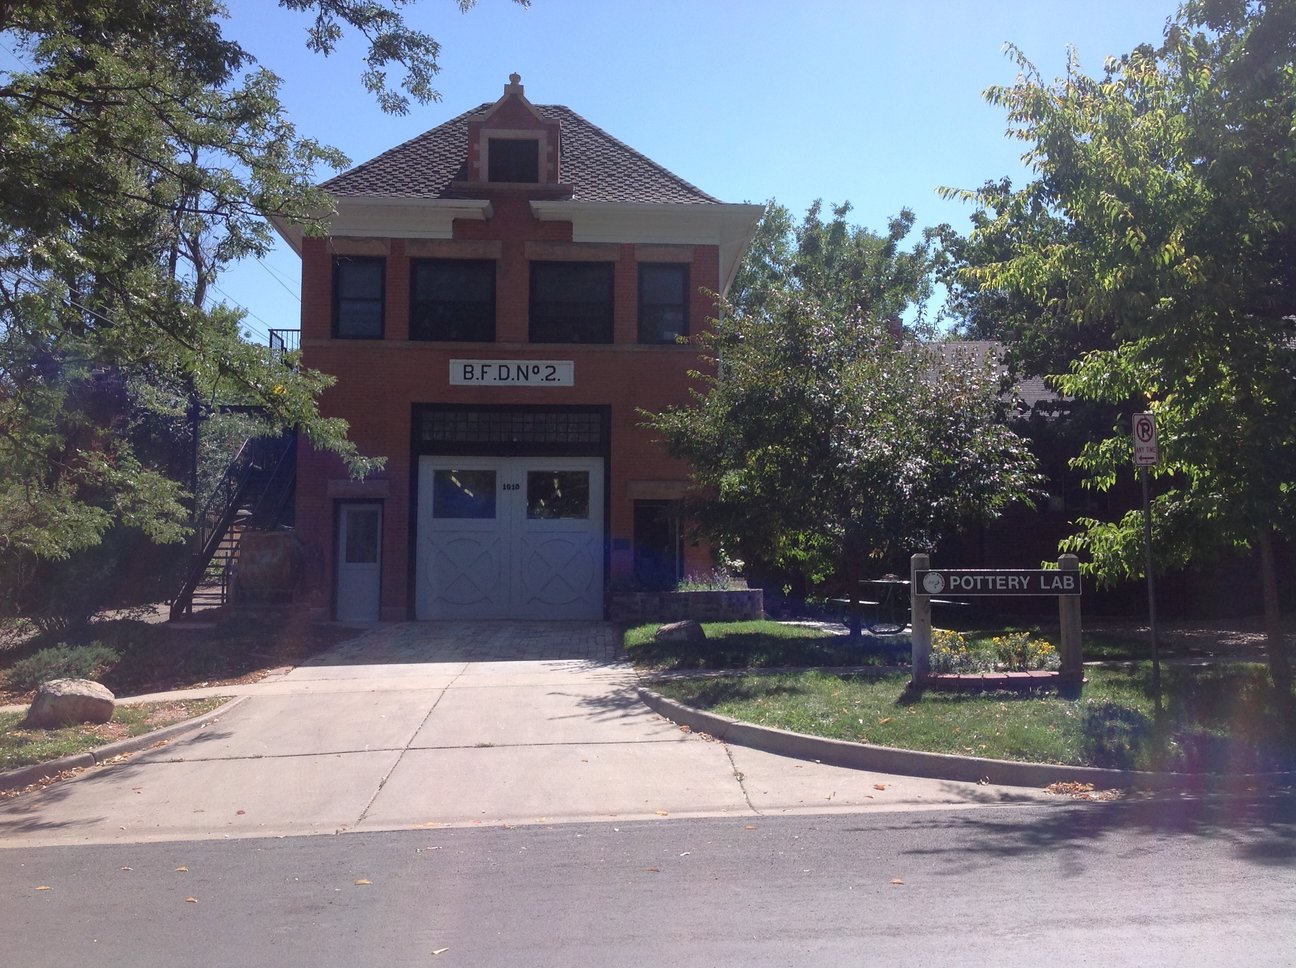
915, 569, 1081, 597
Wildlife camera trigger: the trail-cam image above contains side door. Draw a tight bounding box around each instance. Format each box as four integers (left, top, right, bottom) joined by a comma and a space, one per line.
336, 502, 382, 622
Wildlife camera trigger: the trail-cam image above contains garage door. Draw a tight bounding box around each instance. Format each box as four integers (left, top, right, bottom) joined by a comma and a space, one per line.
416, 456, 604, 619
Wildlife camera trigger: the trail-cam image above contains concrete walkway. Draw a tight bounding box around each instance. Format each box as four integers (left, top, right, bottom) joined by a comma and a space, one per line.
0, 622, 1054, 847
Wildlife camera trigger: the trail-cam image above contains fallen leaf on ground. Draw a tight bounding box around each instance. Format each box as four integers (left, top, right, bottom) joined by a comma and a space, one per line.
34, 886, 51, 891
645, 867, 660, 873
175, 867, 188, 872
655, 810, 669, 816
354, 879, 372, 886
891, 879, 904, 885
873, 783, 887, 791
432, 949, 449, 956
185, 897, 198, 903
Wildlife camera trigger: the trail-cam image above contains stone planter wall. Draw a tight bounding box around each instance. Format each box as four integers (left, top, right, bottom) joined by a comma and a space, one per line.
609, 588, 764, 624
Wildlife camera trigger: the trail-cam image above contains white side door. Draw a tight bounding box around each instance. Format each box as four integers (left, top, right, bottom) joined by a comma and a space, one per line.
336, 502, 382, 622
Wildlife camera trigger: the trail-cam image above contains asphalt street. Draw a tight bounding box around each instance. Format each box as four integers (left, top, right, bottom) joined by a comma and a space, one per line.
4, 800, 1294, 967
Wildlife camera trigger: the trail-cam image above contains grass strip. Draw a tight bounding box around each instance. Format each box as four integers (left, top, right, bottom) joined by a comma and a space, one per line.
0, 697, 230, 771
630, 620, 1294, 773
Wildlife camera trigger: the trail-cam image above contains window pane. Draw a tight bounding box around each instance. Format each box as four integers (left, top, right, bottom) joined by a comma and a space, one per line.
527, 470, 590, 520
488, 138, 540, 182
411, 260, 495, 342
338, 301, 383, 338
530, 262, 613, 343
337, 260, 383, 298
638, 264, 688, 343
335, 258, 384, 338
344, 508, 380, 564
433, 469, 497, 519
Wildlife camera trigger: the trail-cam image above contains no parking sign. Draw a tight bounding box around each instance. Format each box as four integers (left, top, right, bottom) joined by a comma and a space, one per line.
1133, 412, 1158, 466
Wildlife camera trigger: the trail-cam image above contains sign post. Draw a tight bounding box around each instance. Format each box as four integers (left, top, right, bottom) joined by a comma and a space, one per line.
1133, 412, 1162, 717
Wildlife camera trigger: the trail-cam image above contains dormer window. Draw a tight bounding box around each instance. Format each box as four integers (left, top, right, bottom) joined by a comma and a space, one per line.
488, 138, 540, 183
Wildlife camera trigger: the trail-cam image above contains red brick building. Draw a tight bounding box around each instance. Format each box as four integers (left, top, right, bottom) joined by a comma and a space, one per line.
274, 76, 761, 620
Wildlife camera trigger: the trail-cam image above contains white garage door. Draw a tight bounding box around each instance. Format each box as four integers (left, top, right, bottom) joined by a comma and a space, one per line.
416, 456, 604, 619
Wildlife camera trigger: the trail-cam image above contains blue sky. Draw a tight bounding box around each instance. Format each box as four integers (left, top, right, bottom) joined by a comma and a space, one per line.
217, 0, 1179, 342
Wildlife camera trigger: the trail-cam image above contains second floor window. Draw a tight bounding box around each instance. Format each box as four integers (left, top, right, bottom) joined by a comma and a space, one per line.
333, 256, 384, 339
411, 259, 496, 342
638, 263, 689, 343
529, 261, 614, 344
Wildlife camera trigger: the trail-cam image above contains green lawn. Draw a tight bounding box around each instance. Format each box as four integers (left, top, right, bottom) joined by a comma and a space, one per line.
629, 621, 1295, 774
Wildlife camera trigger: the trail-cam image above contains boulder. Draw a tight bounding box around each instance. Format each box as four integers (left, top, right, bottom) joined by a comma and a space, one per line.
654, 620, 706, 644
24, 678, 115, 728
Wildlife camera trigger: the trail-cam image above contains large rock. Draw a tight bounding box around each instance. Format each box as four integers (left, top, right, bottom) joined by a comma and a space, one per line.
654, 620, 706, 644
24, 678, 115, 728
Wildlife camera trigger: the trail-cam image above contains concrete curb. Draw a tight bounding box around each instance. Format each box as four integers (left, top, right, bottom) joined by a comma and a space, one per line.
0, 696, 246, 794
637, 685, 1295, 793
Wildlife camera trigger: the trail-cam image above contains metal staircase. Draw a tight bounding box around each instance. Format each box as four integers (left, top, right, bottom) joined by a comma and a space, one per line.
170, 430, 297, 619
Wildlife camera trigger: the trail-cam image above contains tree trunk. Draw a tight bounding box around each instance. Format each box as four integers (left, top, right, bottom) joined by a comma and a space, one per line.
1257, 527, 1291, 692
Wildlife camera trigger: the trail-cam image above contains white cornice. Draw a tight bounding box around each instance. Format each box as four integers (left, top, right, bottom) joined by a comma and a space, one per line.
271, 197, 494, 254
271, 196, 762, 298
531, 201, 764, 296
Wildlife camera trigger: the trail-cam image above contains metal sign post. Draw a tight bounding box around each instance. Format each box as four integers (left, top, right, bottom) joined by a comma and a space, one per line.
1133, 412, 1162, 717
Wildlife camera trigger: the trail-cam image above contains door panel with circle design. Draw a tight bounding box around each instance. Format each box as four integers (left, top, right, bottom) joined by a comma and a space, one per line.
417, 457, 603, 619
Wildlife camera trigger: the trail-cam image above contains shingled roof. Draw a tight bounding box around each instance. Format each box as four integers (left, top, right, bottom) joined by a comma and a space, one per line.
322, 104, 721, 205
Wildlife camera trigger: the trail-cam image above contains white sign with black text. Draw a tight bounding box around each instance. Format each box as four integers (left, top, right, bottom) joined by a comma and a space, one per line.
1133, 411, 1158, 466
450, 359, 574, 387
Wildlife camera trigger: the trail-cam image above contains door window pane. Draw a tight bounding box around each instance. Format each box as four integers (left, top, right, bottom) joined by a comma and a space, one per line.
527, 470, 590, 519
433, 469, 497, 519
344, 508, 381, 564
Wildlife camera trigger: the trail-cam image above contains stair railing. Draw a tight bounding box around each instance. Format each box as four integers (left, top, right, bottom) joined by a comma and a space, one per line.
170, 431, 297, 619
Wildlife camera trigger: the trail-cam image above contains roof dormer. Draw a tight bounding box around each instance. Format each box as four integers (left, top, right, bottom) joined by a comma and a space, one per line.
458, 73, 569, 196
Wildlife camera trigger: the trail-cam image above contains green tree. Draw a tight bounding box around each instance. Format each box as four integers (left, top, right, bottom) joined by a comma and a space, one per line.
645, 203, 1040, 632
0, 0, 525, 618
952, 1, 1296, 688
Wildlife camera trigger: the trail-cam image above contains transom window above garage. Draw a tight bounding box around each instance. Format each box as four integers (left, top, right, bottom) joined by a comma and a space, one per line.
410, 259, 496, 342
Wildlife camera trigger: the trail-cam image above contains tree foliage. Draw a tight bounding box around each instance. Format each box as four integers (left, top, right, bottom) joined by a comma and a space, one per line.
645, 203, 1040, 619
951, 0, 1296, 685
0, 0, 521, 616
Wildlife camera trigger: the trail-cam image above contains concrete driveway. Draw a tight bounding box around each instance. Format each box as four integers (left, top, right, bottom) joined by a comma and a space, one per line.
0, 622, 1051, 846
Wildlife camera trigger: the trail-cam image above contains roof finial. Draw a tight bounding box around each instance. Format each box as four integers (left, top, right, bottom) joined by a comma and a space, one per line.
506, 73, 523, 95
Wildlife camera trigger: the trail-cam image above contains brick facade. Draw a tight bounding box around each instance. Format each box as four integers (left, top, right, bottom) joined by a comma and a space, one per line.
280, 77, 761, 620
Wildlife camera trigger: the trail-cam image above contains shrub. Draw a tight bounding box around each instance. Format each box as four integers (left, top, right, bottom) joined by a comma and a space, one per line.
929, 629, 994, 674
990, 632, 1060, 671
6, 642, 120, 692
675, 568, 733, 592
